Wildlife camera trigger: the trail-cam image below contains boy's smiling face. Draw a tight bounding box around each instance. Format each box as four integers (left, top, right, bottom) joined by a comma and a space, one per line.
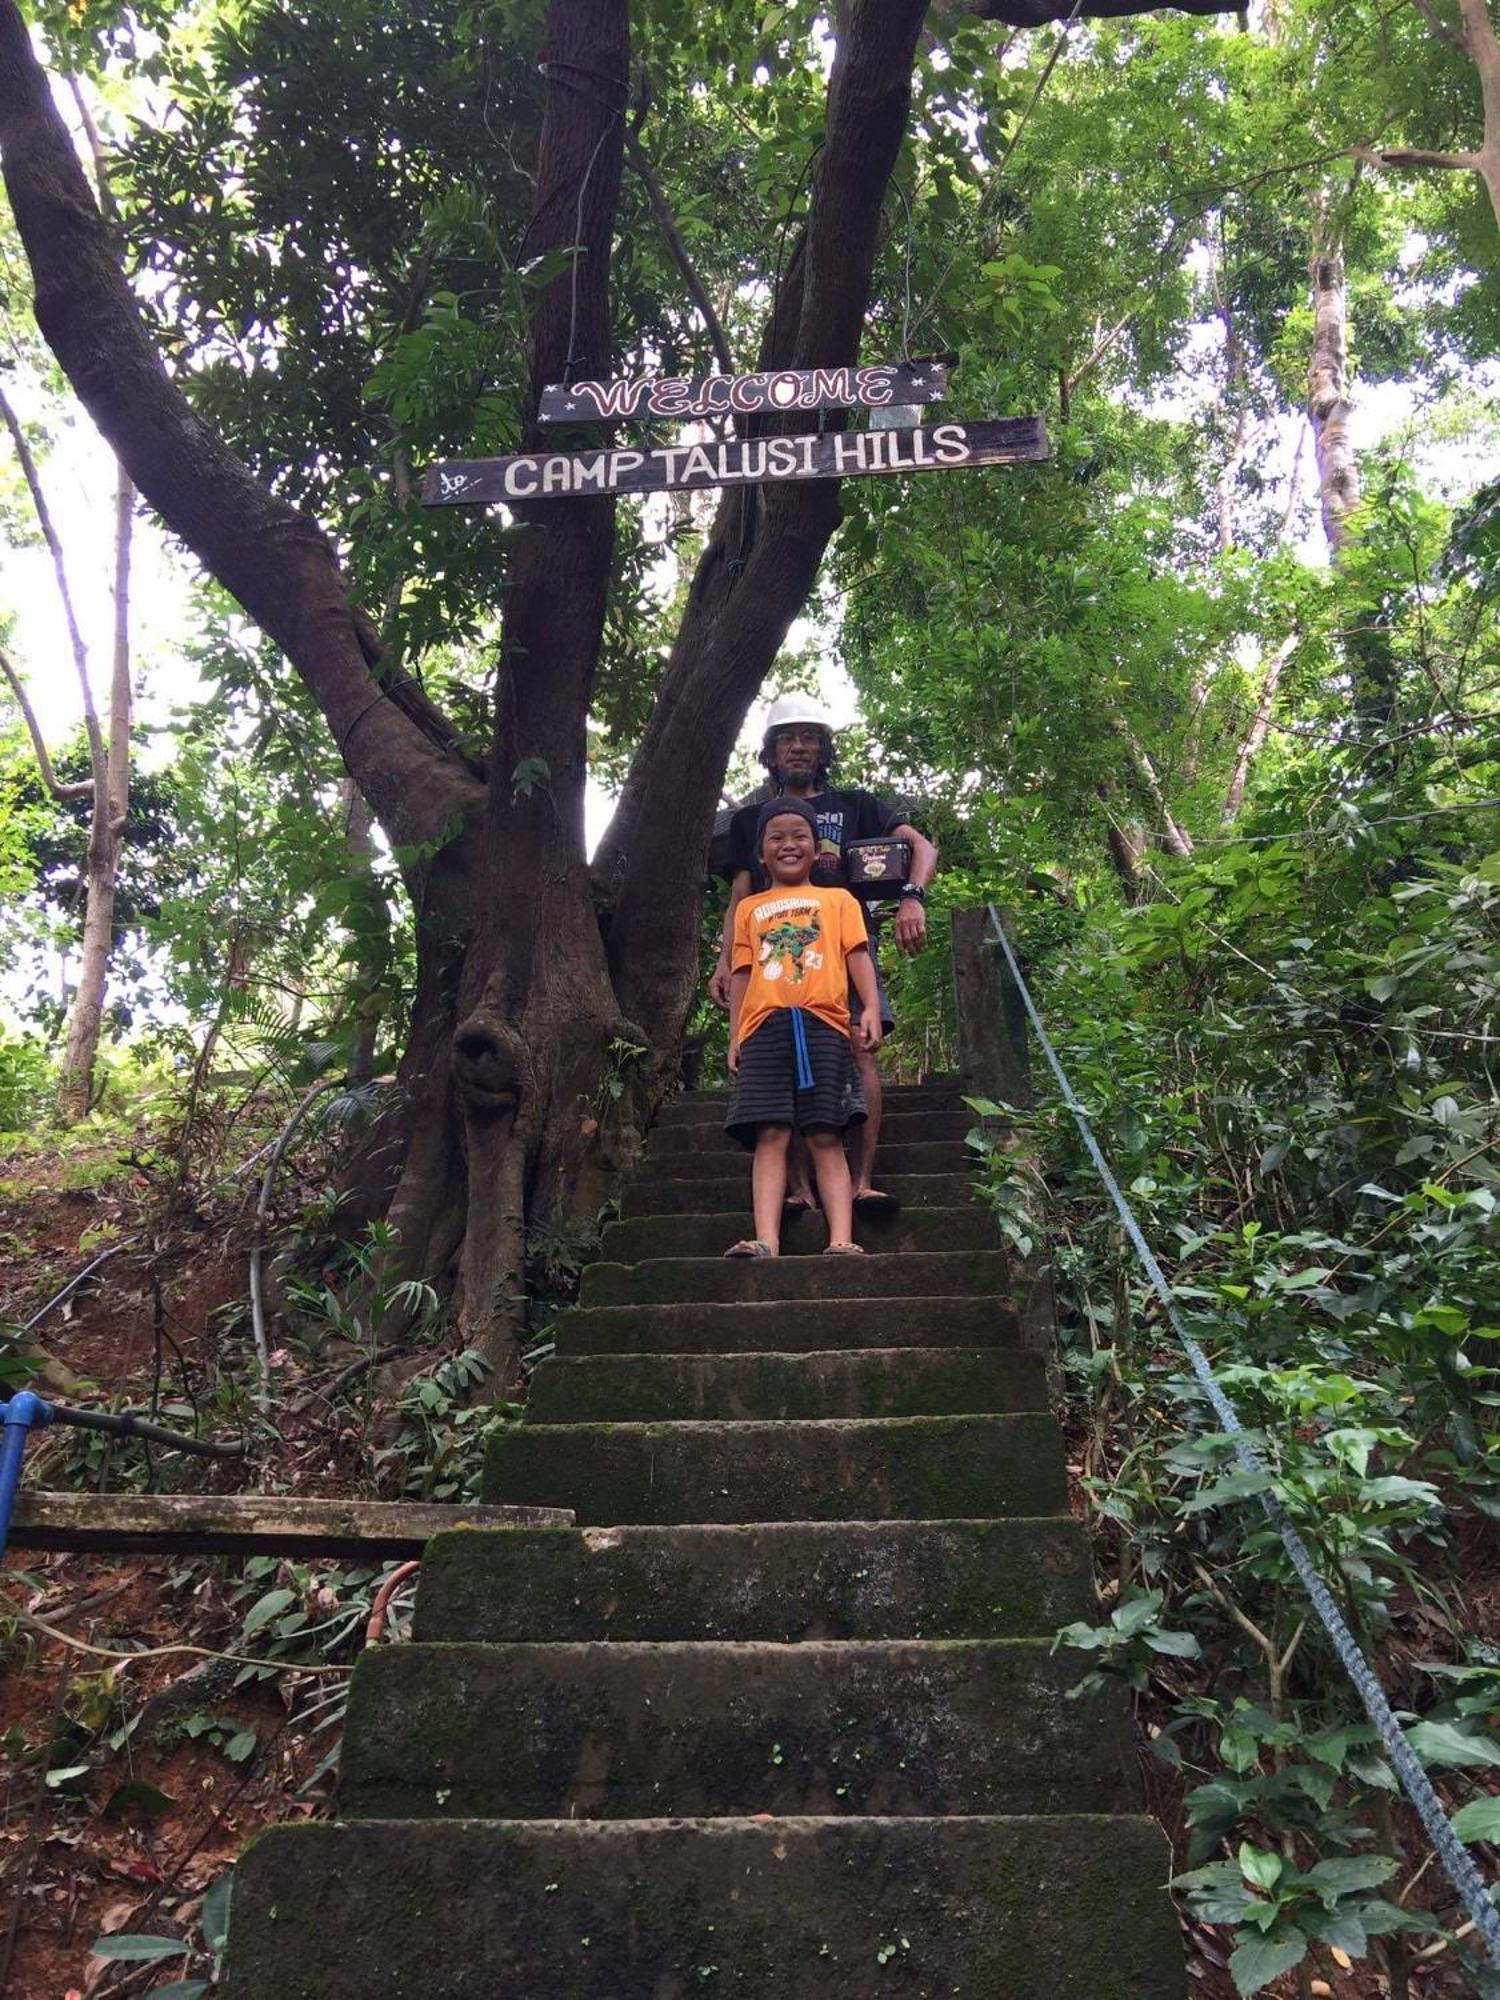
761, 812, 817, 884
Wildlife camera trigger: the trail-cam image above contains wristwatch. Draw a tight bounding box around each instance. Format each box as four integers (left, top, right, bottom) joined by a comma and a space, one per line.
898, 884, 926, 902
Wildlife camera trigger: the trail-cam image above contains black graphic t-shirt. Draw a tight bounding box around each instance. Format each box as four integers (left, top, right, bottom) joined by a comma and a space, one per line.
726, 787, 904, 901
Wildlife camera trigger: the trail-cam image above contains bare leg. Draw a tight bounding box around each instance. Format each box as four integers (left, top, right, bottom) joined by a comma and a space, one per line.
850, 1038, 884, 1196
786, 1131, 815, 1206
750, 1125, 792, 1252
805, 1127, 855, 1247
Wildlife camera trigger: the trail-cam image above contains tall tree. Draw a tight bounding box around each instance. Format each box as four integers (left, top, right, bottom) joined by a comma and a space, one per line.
0, 0, 1238, 1372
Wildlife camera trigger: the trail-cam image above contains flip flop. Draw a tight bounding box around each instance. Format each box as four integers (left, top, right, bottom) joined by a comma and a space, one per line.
724, 1239, 775, 1258
783, 1195, 817, 1215
853, 1189, 901, 1214
823, 1242, 866, 1256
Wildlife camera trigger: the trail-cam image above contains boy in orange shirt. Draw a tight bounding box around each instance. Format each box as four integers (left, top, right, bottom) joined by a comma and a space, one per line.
724, 797, 881, 1256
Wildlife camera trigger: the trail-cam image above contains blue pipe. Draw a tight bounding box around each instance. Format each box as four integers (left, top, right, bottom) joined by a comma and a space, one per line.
0, 1391, 54, 1567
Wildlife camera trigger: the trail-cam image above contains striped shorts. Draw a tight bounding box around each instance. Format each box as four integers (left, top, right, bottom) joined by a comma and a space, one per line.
725, 1008, 866, 1150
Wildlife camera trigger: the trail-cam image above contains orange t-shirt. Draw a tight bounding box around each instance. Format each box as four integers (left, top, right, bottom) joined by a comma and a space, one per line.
731, 882, 869, 1050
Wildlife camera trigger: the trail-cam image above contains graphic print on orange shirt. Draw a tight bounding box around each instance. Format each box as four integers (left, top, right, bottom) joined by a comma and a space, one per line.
732, 884, 869, 1051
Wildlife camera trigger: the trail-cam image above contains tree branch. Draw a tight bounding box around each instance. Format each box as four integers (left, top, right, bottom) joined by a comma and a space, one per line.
972, 0, 1236, 22
0, 645, 93, 800
1356, 141, 1480, 170
1405, 0, 1468, 53
0, 1, 481, 853
0, 380, 107, 781
624, 129, 735, 378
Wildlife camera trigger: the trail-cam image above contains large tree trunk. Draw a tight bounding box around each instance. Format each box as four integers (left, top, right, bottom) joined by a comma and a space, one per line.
0, 0, 942, 1374
58, 464, 133, 1117
1307, 206, 1359, 556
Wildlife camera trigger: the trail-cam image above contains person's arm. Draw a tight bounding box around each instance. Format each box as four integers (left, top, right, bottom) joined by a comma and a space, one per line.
889, 820, 937, 956
727, 967, 750, 1071
710, 867, 753, 1006
847, 943, 881, 1051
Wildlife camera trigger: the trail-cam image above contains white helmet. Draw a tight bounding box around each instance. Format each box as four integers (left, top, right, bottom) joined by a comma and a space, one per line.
761, 693, 835, 744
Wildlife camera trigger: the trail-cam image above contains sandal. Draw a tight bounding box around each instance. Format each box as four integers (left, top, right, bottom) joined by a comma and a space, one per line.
725, 1239, 775, 1258
782, 1194, 817, 1215
823, 1242, 866, 1256
853, 1189, 901, 1214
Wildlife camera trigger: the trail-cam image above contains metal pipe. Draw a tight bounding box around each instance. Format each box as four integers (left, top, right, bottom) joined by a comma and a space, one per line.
0, 1391, 53, 1564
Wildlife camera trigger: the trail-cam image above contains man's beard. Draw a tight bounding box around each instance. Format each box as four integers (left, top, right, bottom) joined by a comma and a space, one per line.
768, 757, 825, 792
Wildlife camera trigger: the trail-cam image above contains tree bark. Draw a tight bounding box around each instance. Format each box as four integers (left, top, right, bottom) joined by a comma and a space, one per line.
439, 0, 632, 1374
57, 463, 132, 1120
1222, 634, 1294, 820
1307, 206, 1359, 557
1115, 719, 1195, 857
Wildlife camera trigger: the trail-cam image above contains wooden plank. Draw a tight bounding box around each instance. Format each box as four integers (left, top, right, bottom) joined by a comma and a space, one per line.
423, 416, 1048, 508
539, 359, 949, 425
10, 1491, 574, 1559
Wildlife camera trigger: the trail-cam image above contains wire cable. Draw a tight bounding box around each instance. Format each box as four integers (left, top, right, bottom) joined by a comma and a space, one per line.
985, 903, 1500, 1965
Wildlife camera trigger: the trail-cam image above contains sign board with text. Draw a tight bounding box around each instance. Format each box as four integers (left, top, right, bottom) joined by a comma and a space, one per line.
422, 416, 1048, 507
538, 360, 949, 425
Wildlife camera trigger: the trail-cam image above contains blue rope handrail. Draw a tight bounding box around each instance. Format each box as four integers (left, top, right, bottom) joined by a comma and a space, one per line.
985, 905, 1500, 1966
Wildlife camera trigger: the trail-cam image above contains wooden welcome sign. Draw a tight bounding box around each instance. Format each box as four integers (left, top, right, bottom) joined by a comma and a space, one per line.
538, 360, 948, 424
422, 360, 1047, 507
423, 416, 1047, 506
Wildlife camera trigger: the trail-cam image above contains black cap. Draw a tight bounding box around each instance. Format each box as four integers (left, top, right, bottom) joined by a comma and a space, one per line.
756, 796, 820, 846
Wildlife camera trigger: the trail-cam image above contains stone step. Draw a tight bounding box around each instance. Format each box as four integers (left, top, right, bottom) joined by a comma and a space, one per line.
599, 1205, 992, 1262
646, 1107, 976, 1156
619, 1169, 976, 1218
632, 1135, 973, 1183
413, 1517, 1094, 1643
579, 1248, 1010, 1308
338, 1639, 1140, 1821
654, 1085, 968, 1126
554, 1292, 1021, 1356
225, 1815, 1184, 2000
483, 1412, 1065, 1524
526, 1346, 1046, 1423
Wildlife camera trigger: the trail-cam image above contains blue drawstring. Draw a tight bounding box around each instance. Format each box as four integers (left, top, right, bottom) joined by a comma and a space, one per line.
789, 1007, 815, 1090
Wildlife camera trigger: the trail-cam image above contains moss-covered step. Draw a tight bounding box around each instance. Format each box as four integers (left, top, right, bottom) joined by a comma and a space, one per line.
600, 1205, 994, 1262
224, 1814, 1185, 2000
337, 1638, 1139, 1821
654, 1084, 968, 1125
633, 1136, 975, 1186
646, 1107, 977, 1156
619, 1169, 978, 1218
579, 1248, 1010, 1308
554, 1292, 1022, 1356
482, 1412, 1065, 1524
526, 1345, 1046, 1424
412, 1517, 1094, 1644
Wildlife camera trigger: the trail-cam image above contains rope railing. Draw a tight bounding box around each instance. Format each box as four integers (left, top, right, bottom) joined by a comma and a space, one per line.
984, 904, 1500, 1968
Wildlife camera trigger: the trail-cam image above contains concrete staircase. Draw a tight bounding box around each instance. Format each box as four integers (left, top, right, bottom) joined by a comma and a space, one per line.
225, 1083, 1184, 1998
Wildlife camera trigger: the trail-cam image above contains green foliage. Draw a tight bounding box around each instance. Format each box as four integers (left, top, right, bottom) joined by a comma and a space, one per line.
956, 736, 1499, 1981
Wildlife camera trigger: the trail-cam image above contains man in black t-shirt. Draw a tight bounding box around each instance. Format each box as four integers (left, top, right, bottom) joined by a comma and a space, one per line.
709, 694, 937, 1212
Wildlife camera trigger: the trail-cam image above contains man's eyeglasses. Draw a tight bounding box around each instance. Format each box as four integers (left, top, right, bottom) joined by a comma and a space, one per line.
772, 728, 825, 747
